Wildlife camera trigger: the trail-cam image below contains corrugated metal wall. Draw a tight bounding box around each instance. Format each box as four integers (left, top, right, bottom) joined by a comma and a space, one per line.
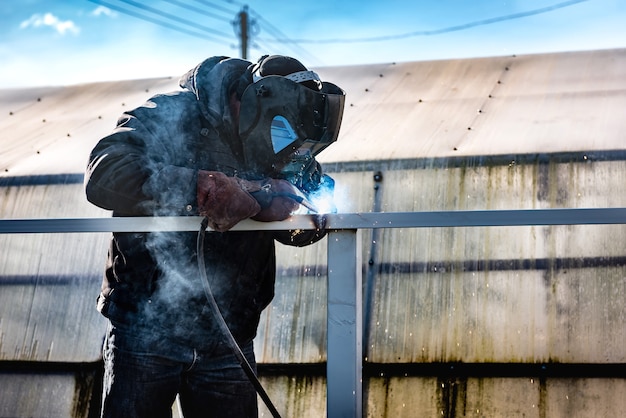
1, 49, 625, 417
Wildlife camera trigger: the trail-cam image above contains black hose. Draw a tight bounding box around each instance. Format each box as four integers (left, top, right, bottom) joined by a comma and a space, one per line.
196, 217, 282, 418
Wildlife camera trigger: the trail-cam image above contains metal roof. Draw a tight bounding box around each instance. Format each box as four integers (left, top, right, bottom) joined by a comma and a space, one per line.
1, 48, 625, 178
316, 48, 626, 163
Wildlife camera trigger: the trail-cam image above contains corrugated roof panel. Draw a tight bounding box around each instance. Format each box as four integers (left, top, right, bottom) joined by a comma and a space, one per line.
2, 49, 625, 177
316, 48, 626, 163
1, 77, 179, 176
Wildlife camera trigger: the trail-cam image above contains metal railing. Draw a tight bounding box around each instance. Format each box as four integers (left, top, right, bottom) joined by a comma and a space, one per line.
2, 207, 626, 418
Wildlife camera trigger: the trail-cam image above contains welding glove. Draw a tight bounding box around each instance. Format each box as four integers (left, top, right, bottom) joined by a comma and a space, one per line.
250, 179, 301, 222
197, 171, 262, 232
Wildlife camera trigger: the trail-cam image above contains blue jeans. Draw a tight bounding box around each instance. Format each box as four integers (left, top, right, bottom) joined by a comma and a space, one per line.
101, 320, 258, 418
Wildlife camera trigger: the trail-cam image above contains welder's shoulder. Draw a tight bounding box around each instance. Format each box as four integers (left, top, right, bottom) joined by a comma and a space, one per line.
137, 90, 198, 114
122, 90, 201, 128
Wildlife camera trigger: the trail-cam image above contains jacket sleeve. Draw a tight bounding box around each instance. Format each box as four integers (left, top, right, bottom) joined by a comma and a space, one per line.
85, 94, 199, 216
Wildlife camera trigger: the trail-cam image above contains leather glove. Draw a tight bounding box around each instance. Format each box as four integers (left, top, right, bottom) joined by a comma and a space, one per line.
250, 179, 300, 222
197, 171, 261, 232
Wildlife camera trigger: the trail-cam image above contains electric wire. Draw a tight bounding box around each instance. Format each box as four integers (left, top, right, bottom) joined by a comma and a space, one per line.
193, 0, 241, 16
257, 0, 589, 44
247, 7, 323, 66
86, 0, 225, 42
196, 218, 282, 418
118, 0, 232, 39
162, 0, 233, 22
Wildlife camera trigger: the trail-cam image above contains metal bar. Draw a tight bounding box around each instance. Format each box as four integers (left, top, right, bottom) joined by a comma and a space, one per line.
2, 208, 626, 234
327, 229, 363, 418
0, 216, 317, 234
323, 208, 626, 229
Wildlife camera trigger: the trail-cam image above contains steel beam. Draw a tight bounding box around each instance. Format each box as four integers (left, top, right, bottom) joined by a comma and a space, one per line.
3, 208, 626, 234
327, 229, 362, 418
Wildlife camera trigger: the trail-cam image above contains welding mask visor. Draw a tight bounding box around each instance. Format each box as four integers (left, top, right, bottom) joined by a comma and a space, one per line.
238, 75, 345, 175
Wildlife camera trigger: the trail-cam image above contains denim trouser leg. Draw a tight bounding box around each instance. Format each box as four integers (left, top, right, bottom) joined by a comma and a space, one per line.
178, 343, 258, 418
101, 320, 258, 418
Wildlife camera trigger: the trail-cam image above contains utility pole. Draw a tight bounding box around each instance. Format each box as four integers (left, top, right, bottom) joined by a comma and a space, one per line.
236, 6, 249, 59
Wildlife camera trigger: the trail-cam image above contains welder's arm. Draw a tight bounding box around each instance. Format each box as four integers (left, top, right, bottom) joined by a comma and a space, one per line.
249, 179, 300, 222
85, 108, 198, 216
197, 171, 261, 232
197, 172, 305, 232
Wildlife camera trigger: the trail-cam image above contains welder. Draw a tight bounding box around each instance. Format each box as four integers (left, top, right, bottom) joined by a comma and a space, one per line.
85, 55, 345, 418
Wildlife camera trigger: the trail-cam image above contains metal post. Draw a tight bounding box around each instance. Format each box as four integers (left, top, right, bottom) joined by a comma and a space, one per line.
327, 229, 363, 417
238, 6, 248, 59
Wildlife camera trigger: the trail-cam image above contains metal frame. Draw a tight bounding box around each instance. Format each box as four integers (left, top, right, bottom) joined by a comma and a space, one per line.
2, 208, 626, 417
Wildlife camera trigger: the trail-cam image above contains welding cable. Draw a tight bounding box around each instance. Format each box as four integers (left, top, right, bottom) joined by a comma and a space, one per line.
196, 217, 282, 418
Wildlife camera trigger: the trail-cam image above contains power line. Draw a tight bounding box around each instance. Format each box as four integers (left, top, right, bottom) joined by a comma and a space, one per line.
193, 0, 241, 17
85, 0, 322, 63
162, 0, 232, 22
257, 0, 590, 44
118, 0, 232, 39
86, 0, 226, 42
247, 7, 323, 65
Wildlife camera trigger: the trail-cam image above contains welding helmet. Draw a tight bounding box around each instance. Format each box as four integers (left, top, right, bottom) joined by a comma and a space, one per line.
238, 55, 346, 175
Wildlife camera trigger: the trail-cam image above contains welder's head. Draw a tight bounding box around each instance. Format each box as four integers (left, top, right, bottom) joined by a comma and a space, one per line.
237, 55, 346, 175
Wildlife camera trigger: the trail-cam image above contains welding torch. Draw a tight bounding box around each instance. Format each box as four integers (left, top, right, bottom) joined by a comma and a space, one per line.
250, 189, 319, 214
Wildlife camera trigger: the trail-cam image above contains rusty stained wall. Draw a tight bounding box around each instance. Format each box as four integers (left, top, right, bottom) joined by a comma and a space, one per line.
256, 157, 626, 366
0, 182, 109, 363
0, 371, 97, 418
254, 376, 626, 418
365, 158, 626, 365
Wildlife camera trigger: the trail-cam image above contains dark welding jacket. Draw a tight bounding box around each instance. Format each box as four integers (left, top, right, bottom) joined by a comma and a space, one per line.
85, 56, 326, 347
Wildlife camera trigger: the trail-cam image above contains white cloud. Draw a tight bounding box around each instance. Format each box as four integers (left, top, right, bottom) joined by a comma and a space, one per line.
20, 13, 80, 35
91, 6, 117, 18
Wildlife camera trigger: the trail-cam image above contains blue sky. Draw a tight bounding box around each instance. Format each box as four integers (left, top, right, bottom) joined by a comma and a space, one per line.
1, 0, 624, 88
